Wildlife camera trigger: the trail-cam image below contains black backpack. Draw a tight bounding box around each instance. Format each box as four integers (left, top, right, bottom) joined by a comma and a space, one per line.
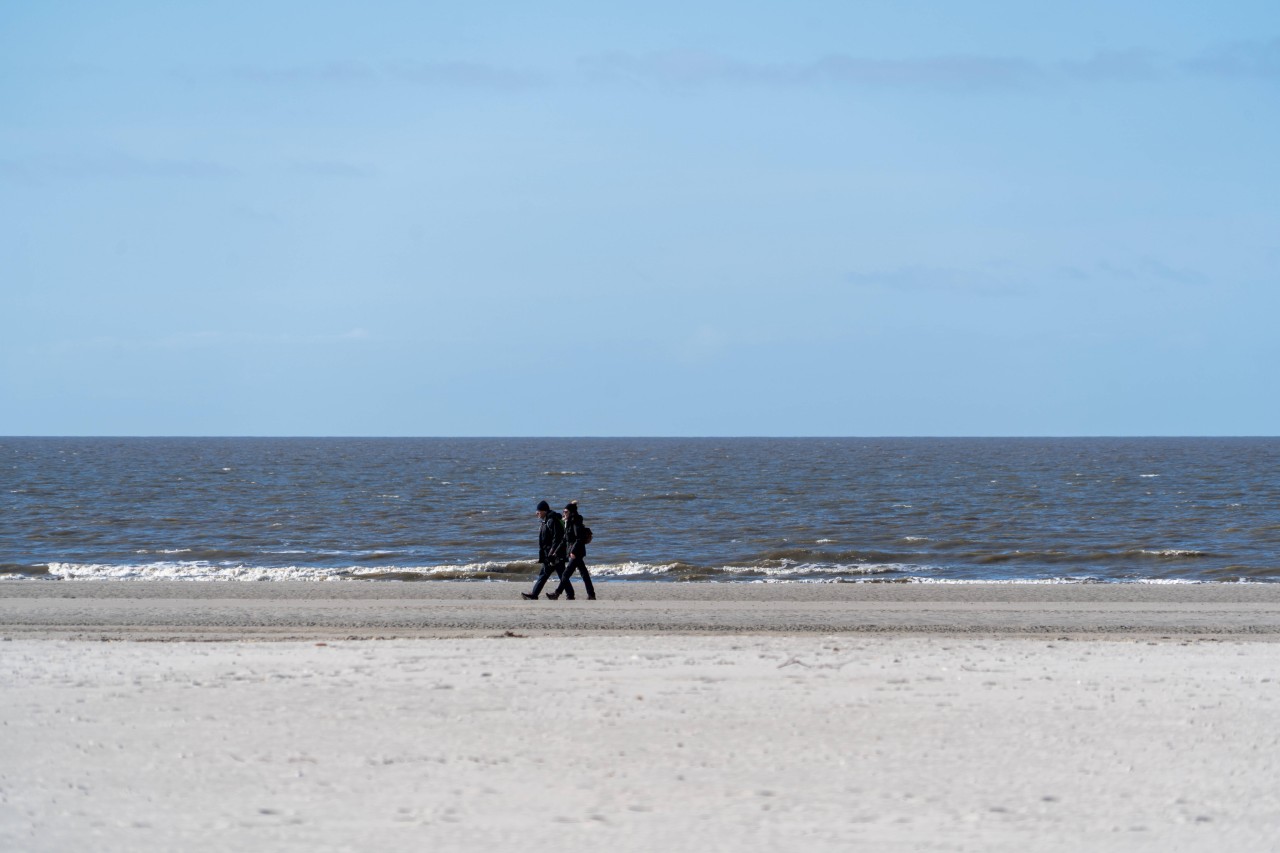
581, 525, 593, 545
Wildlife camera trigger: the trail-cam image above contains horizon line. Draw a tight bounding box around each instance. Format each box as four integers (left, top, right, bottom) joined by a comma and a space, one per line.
4, 434, 1278, 441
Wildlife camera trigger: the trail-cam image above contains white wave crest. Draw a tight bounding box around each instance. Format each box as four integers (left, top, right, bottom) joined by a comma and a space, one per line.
590, 562, 681, 577
901, 577, 1219, 585
750, 562, 914, 576
903, 576, 1105, 584
39, 561, 538, 582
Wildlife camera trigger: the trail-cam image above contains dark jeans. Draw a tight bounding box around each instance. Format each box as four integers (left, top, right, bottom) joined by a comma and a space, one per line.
530, 561, 571, 598
554, 555, 594, 599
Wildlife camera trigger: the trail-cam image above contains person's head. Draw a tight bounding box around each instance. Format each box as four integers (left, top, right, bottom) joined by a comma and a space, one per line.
536, 499, 551, 519
563, 500, 579, 519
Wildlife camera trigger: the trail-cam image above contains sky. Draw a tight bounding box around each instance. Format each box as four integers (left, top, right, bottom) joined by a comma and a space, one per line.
2, 0, 1277, 436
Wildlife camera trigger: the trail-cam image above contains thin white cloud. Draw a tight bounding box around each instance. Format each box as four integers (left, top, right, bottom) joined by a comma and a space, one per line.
1184, 37, 1280, 78
12, 39, 1272, 100
580, 50, 783, 87
387, 61, 542, 89
232, 61, 379, 85
217, 60, 542, 89
579, 48, 1165, 92
1057, 49, 1161, 81
811, 54, 1042, 90
1069, 260, 1208, 287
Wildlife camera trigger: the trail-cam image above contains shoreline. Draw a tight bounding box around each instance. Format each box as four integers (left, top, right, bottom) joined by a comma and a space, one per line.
4, 580, 1280, 641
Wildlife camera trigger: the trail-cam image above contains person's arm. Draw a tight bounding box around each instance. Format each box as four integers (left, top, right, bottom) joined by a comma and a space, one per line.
552, 516, 567, 560
568, 517, 583, 556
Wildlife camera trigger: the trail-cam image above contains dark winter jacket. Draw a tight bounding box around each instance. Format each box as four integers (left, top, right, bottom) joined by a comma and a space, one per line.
538, 512, 567, 565
565, 514, 588, 559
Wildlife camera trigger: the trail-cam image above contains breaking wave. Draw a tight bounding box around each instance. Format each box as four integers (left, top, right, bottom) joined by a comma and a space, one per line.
10, 559, 938, 583
5, 561, 1262, 584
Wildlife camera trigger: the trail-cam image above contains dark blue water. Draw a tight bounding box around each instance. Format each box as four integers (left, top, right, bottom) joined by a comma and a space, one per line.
3, 438, 1279, 582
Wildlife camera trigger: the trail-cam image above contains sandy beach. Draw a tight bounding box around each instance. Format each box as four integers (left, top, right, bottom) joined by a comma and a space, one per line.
3, 582, 1279, 851
4, 580, 1280, 640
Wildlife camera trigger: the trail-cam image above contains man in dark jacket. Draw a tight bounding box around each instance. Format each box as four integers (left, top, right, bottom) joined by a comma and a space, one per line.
522, 500, 571, 600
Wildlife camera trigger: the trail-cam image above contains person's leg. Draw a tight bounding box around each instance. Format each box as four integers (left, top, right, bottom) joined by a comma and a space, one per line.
577, 559, 596, 599
549, 561, 576, 599
524, 562, 556, 599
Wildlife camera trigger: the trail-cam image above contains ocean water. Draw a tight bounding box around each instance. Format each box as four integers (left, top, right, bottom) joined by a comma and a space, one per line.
3, 437, 1278, 583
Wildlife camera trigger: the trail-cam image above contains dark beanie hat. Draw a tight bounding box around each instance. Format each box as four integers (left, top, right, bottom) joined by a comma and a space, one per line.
536, 500, 551, 512
564, 500, 579, 514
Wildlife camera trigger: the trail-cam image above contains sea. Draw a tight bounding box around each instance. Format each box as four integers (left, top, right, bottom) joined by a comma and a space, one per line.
3, 437, 1279, 584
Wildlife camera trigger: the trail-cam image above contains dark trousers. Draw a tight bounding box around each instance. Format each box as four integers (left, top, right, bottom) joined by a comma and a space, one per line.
554, 555, 594, 599
530, 561, 570, 598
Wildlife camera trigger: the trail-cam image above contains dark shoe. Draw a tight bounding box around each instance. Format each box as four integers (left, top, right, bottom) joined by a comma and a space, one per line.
520, 592, 537, 600
545, 592, 560, 600
587, 595, 596, 600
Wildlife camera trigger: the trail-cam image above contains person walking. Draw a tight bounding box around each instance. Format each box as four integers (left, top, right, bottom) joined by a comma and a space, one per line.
522, 500, 570, 600
549, 501, 595, 600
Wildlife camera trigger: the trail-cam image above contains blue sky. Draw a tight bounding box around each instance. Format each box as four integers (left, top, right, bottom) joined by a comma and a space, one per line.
2, 1, 1277, 435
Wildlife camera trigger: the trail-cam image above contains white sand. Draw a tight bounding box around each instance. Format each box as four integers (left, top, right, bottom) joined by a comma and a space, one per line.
2, 582, 1279, 851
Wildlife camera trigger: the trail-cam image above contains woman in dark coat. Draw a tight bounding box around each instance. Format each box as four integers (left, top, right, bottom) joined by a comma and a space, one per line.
548, 501, 596, 600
